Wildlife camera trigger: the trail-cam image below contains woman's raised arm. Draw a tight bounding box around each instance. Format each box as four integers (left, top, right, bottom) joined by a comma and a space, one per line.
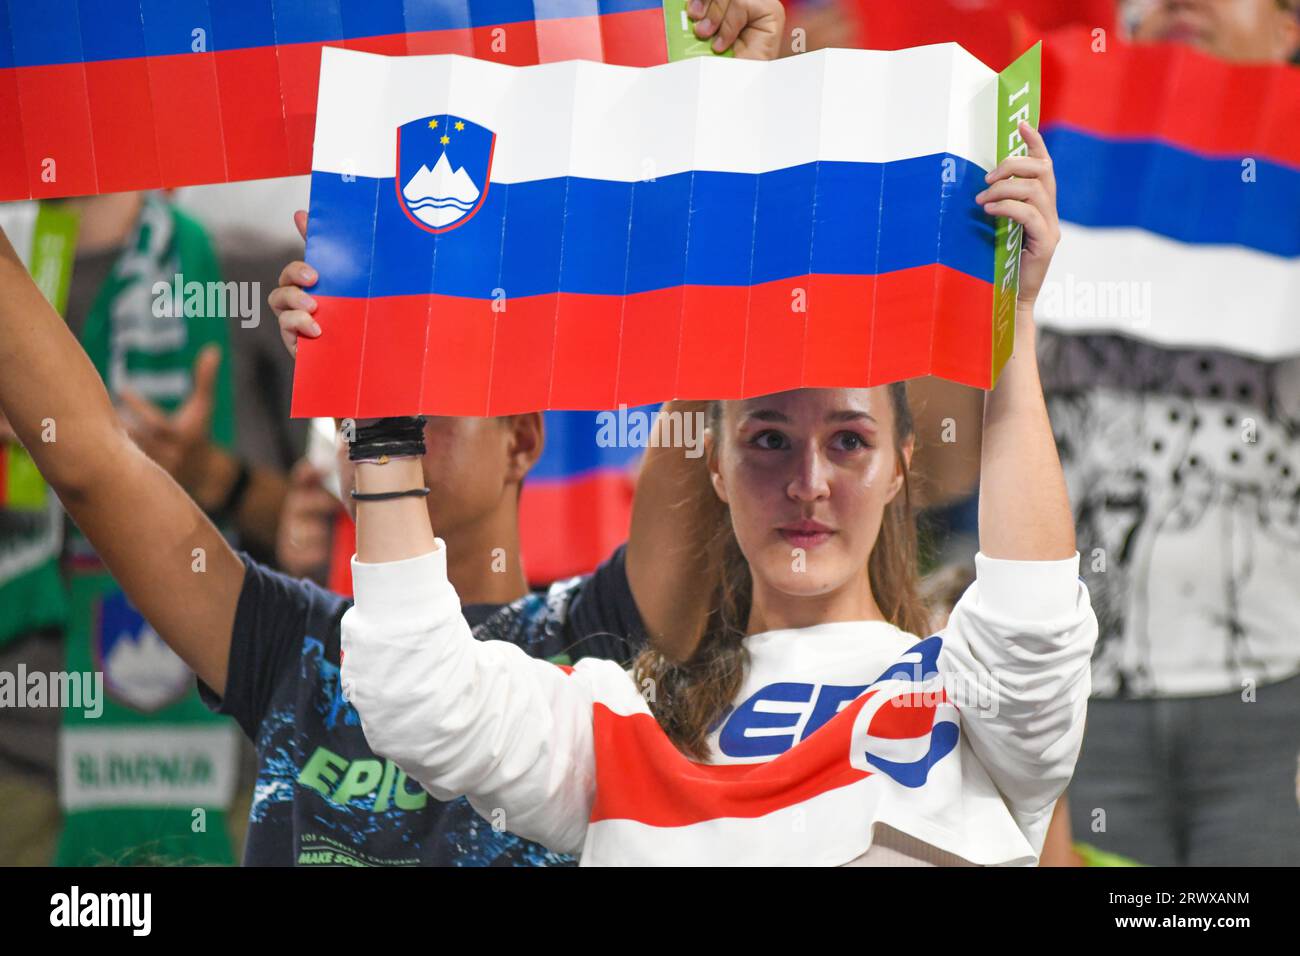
0, 226, 244, 694
344, 424, 601, 852
974, 122, 1076, 562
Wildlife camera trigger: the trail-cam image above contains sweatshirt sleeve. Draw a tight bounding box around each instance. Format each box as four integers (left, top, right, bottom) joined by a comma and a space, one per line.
339, 540, 600, 856
938, 551, 1097, 853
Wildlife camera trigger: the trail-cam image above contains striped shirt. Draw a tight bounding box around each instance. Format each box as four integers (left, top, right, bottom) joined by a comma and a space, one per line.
342, 544, 1097, 866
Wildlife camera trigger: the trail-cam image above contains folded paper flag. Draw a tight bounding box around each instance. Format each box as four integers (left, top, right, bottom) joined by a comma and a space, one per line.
292, 43, 1041, 417
1039, 26, 1300, 358
0, 0, 692, 201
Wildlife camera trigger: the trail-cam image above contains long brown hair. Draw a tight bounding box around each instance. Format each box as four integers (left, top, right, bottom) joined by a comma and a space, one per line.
633, 383, 930, 759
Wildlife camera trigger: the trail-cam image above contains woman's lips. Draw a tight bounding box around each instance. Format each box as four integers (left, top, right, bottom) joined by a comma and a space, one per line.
778, 523, 835, 549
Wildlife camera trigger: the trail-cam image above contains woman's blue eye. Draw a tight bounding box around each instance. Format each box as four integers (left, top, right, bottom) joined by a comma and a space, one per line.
834, 431, 869, 451
752, 430, 787, 450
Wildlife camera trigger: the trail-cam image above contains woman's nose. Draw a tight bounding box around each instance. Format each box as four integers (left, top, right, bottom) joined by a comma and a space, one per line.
787, 444, 831, 501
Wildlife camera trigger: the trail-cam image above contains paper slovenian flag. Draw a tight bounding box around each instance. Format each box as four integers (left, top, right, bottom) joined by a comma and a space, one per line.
0, 0, 686, 201
293, 43, 1042, 417
1039, 26, 1300, 357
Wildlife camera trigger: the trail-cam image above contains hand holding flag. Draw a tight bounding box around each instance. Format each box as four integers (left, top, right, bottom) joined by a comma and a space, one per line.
976, 120, 1060, 312
686, 0, 786, 58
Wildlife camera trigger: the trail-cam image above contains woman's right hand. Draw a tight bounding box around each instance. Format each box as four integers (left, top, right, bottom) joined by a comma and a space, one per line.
268, 210, 320, 357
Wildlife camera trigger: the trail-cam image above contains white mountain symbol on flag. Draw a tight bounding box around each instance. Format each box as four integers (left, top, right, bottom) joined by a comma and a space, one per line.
402, 151, 481, 228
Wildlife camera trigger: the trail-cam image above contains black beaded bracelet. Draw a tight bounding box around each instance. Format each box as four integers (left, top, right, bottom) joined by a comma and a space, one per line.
350, 487, 431, 502
347, 416, 428, 463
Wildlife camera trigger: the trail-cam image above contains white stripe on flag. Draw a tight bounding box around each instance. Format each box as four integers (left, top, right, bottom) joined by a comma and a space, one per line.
310, 45, 1000, 183
1038, 222, 1300, 358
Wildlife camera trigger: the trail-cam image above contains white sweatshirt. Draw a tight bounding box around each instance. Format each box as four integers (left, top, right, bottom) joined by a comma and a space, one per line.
341, 542, 1097, 866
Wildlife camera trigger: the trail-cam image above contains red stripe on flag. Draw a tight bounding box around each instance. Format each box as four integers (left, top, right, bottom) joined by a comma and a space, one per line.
403, 28, 476, 57
0, 14, 672, 200
930, 265, 995, 387
147, 52, 229, 188
16, 63, 98, 199
550, 295, 622, 410
676, 285, 747, 399
588, 698, 872, 827
215, 46, 294, 183
743, 277, 807, 398
275, 41, 327, 174
421, 295, 496, 417
535, 15, 605, 64
84, 58, 162, 194
357, 296, 431, 417
487, 295, 560, 415
291, 296, 366, 418
802, 274, 875, 388
519, 470, 635, 585
295, 266, 995, 417
0, 66, 29, 201
342, 33, 411, 56
472, 21, 542, 66
870, 266, 939, 384
601, 8, 670, 67
614, 286, 685, 408
1042, 26, 1300, 169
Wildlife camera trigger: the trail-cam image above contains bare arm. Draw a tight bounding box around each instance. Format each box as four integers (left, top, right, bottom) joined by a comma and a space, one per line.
0, 227, 244, 695
976, 122, 1076, 561
907, 377, 983, 511
624, 401, 720, 660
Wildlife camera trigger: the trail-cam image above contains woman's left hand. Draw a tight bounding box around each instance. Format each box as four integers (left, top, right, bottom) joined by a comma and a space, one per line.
688, 0, 786, 60
976, 121, 1060, 312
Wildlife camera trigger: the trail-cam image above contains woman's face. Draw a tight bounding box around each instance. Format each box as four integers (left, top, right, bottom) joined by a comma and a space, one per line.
708, 386, 912, 607
1128, 0, 1300, 63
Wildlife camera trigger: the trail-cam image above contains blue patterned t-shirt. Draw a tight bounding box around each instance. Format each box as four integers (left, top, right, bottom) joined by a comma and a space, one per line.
199, 547, 644, 866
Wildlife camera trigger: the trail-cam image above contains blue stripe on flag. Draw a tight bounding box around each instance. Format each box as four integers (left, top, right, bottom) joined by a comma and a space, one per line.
307, 154, 995, 299
5, 0, 665, 65
531, 408, 653, 481
1046, 124, 1300, 258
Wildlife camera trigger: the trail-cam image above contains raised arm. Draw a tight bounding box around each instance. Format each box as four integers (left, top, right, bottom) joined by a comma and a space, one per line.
625, 400, 721, 660
342, 423, 601, 852
975, 122, 1075, 562
941, 123, 1096, 858
0, 227, 244, 694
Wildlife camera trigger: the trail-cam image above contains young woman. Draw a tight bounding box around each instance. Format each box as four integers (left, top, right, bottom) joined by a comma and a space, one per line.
337, 122, 1099, 866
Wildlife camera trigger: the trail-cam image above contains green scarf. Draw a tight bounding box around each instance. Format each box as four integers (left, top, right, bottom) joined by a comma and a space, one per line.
55, 194, 239, 866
